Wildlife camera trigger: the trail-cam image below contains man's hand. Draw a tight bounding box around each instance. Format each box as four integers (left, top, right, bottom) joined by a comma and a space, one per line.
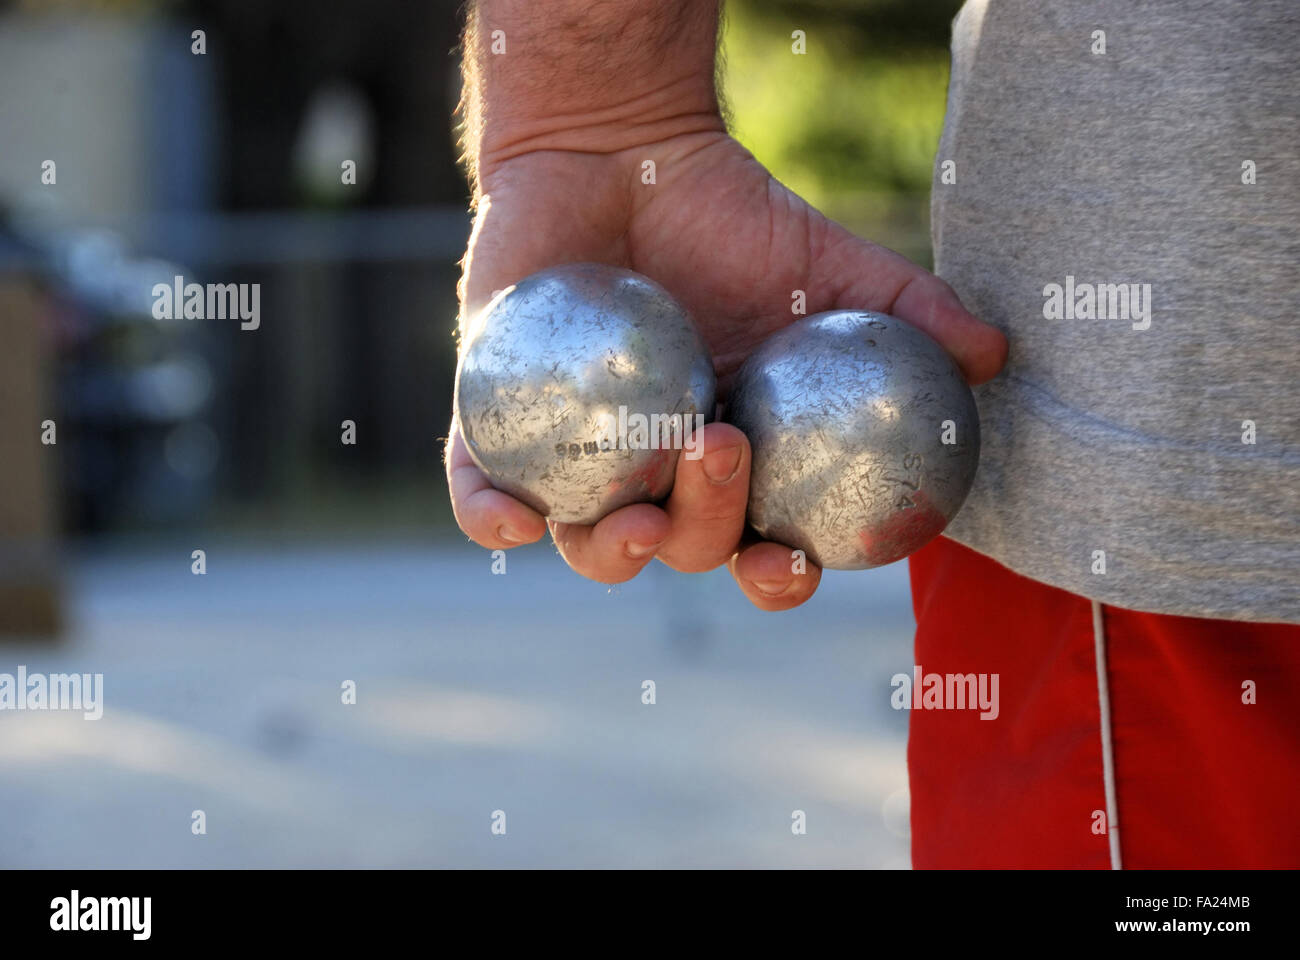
447, 0, 1007, 611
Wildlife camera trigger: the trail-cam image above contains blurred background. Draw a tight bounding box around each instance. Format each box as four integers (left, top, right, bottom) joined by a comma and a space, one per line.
0, 0, 959, 867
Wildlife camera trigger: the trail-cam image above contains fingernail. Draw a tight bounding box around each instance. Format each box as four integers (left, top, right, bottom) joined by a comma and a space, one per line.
498, 526, 526, 544
751, 579, 793, 598
625, 540, 662, 559
702, 444, 743, 484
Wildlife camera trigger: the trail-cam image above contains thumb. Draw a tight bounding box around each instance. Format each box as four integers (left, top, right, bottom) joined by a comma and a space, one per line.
811, 222, 1008, 385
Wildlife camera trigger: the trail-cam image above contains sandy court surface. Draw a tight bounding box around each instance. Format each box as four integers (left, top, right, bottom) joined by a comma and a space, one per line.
0, 537, 915, 868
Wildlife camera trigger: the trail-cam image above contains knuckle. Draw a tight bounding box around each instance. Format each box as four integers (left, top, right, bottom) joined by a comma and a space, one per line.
673, 494, 745, 527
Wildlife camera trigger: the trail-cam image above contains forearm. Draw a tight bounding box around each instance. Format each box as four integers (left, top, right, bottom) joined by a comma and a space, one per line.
461, 0, 725, 189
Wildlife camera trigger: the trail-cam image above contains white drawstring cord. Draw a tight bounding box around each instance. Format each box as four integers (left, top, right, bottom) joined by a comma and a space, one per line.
1092, 599, 1123, 869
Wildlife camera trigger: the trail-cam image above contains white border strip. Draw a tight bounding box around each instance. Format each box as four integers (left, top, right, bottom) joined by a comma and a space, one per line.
1092, 599, 1123, 870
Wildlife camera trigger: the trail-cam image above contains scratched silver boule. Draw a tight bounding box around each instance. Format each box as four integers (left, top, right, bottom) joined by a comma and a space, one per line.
727, 310, 979, 570
455, 263, 716, 525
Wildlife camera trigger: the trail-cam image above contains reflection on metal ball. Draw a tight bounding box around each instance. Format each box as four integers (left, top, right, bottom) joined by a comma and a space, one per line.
454, 263, 716, 525
727, 310, 980, 570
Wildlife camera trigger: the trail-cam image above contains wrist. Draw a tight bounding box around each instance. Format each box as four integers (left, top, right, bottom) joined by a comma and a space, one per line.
463, 0, 724, 187
476, 84, 725, 186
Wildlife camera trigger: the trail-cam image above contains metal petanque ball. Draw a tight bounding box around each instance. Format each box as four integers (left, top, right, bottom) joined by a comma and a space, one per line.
454, 263, 716, 525
726, 310, 980, 570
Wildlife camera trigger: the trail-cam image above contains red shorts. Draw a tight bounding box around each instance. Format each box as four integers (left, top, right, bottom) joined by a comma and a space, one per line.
907, 536, 1300, 868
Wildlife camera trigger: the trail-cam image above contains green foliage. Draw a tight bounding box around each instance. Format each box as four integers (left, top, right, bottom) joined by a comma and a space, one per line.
721, 0, 955, 254
735, 0, 961, 52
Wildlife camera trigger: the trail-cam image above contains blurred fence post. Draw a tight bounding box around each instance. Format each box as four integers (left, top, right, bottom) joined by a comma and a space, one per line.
0, 276, 61, 638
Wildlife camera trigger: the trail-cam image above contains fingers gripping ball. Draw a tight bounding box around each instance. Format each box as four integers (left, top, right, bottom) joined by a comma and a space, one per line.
455, 263, 717, 525
726, 311, 980, 570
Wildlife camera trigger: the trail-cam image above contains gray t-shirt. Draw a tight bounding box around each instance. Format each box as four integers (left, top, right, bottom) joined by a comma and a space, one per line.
931, 0, 1299, 623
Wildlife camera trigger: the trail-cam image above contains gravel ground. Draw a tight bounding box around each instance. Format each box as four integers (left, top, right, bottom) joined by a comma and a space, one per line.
0, 536, 916, 868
